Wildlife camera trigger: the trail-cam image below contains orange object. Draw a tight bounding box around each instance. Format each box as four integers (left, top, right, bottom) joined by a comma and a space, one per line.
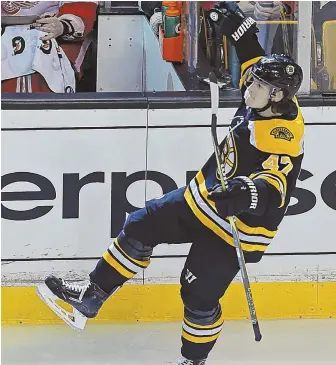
165, 7, 180, 17
175, 1, 183, 12
159, 26, 183, 63
162, 1, 177, 9
162, 2, 182, 14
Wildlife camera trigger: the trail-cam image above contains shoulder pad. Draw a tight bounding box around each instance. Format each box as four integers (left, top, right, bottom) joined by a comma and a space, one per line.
248, 107, 304, 157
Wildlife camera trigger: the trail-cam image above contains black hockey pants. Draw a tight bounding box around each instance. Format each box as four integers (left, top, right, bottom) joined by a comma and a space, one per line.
90, 187, 262, 360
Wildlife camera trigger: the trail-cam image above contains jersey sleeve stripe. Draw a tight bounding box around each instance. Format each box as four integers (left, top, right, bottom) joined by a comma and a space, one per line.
233, 217, 277, 238
261, 176, 284, 206
253, 174, 285, 208
184, 186, 237, 246
250, 170, 287, 208
184, 180, 271, 252
194, 174, 274, 242
185, 186, 268, 252
195, 173, 218, 212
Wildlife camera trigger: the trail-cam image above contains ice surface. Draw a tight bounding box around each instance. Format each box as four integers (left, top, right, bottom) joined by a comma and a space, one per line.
2, 320, 336, 364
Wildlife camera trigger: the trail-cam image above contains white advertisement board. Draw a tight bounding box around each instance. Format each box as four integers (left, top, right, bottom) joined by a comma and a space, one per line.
1, 109, 148, 260
1, 106, 335, 284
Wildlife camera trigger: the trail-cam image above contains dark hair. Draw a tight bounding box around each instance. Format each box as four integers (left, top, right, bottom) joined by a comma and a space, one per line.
271, 98, 297, 116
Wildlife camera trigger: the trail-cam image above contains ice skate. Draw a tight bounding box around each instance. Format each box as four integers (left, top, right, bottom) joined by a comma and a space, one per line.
37, 275, 120, 332
168, 356, 206, 365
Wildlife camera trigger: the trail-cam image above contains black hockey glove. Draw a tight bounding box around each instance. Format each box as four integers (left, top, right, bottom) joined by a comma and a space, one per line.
208, 176, 260, 217
207, 1, 258, 43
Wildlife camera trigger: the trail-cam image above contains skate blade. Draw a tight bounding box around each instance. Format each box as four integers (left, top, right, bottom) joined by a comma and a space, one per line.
36, 284, 87, 332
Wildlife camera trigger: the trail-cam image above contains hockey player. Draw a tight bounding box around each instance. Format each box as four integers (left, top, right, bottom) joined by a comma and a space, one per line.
37, 2, 304, 364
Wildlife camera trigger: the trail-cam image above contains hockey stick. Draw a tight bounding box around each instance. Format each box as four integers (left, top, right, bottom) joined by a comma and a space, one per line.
280, 7, 291, 57
209, 72, 262, 342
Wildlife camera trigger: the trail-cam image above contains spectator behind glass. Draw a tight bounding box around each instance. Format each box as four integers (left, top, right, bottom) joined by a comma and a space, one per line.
239, 1, 282, 54
142, 1, 294, 90
1, 1, 97, 93
312, 1, 336, 91
143, 1, 232, 88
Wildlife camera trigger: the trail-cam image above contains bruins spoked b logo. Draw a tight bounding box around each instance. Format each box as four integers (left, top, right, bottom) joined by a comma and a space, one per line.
270, 127, 294, 141
216, 131, 237, 181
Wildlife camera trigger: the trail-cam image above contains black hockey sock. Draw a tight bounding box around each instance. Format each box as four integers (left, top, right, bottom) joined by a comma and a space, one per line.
181, 305, 224, 360
90, 235, 152, 294
89, 256, 128, 294
181, 339, 216, 361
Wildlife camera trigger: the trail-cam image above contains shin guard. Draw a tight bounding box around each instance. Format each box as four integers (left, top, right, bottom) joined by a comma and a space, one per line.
90, 231, 153, 292
181, 304, 224, 361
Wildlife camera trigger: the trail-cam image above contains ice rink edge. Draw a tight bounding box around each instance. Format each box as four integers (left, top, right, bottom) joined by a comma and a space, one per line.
2, 282, 336, 325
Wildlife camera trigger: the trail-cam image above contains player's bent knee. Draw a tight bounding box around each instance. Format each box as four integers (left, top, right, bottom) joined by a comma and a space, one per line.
180, 284, 221, 312
122, 209, 159, 248
182, 303, 224, 344
185, 304, 222, 326
102, 231, 153, 281
117, 230, 153, 262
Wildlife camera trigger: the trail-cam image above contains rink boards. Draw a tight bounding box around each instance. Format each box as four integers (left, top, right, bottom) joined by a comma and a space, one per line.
1, 105, 336, 324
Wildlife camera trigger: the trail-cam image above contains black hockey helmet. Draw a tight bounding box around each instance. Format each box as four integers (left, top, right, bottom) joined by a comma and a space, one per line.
250, 55, 303, 99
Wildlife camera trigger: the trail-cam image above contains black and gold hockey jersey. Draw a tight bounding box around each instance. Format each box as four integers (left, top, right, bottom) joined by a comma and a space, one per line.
184, 55, 304, 253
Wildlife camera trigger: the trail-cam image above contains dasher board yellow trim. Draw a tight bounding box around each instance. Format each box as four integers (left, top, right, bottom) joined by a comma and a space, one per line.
2, 282, 336, 325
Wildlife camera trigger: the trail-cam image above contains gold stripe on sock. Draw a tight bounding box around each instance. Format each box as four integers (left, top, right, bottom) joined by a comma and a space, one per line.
103, 251, 135, 279
182, 329, 220, 344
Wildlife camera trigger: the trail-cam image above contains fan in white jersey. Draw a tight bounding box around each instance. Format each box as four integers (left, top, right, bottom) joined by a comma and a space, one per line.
1, 1, 97, 93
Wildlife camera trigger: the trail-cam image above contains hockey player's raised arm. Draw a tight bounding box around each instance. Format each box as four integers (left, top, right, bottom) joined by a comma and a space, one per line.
208, 2, 266, 82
